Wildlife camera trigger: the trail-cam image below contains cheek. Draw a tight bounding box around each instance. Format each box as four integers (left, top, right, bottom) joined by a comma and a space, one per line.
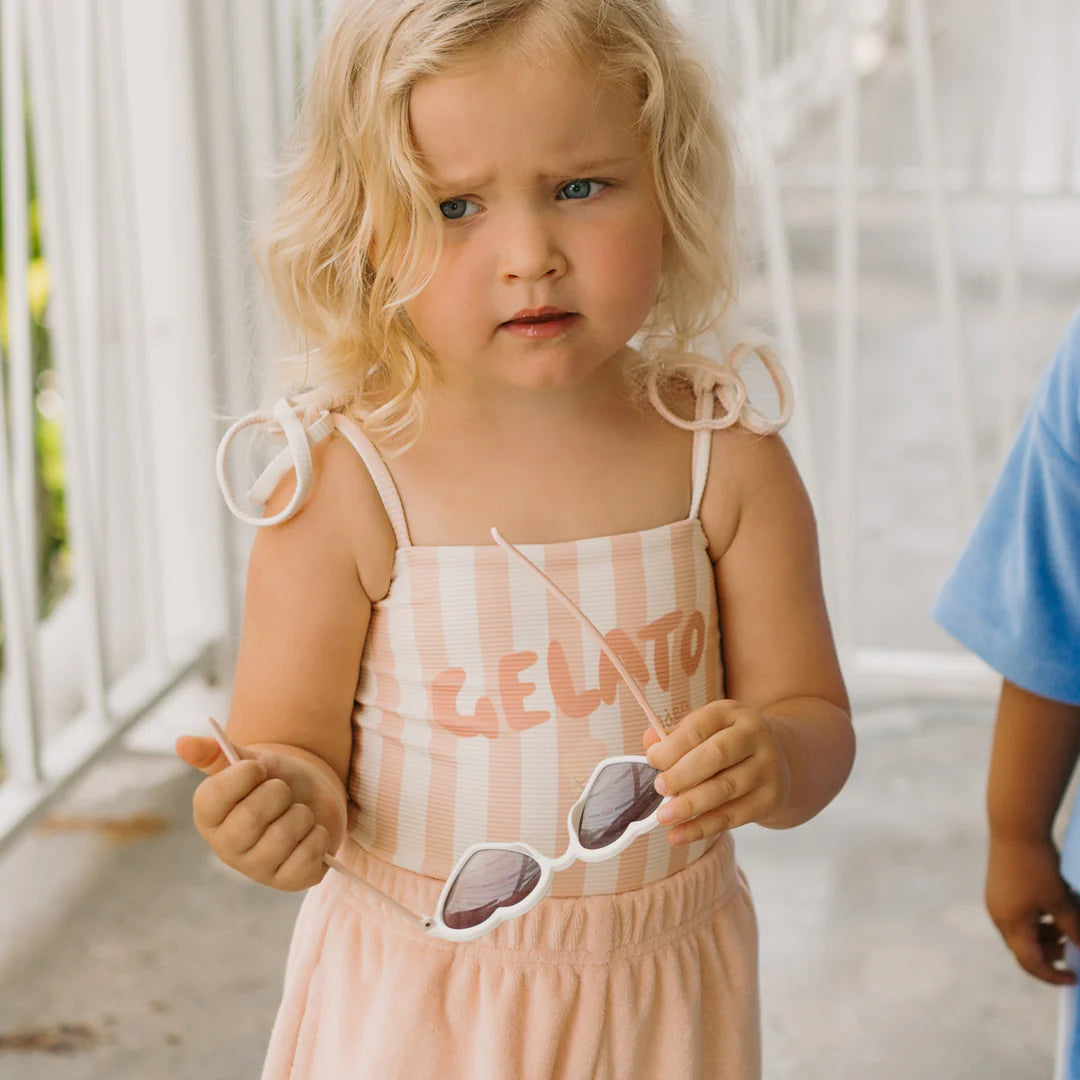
405, 256, 484, 348
587, 216, 664, 308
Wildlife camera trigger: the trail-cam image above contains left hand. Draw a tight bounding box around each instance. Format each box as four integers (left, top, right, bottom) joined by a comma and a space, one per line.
643, 700, 791, 845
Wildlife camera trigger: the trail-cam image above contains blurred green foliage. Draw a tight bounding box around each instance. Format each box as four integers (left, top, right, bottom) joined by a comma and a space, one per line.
0, 103, 71, 709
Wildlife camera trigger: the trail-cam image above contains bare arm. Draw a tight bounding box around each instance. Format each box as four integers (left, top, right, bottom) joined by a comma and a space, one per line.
176, 432, 396, 887
988, 680, 1080, 842
984, 679, 1080, 984
231, 430, 395, 813
645, 429, 854, 840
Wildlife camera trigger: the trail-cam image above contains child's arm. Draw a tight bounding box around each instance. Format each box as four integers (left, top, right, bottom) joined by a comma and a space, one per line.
931, 310, 1080, 980
176, 434, 396, 890
986, 679, 1080, 985
645, 428, 854, 842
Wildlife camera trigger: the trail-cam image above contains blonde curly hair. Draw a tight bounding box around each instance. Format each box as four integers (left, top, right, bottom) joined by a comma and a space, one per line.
257, 0, 784, 453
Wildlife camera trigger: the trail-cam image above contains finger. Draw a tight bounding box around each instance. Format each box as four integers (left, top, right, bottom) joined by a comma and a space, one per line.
176, 734, 233, 776
177, 721, 254, 776
270, 824, 331, 892
192, 760, 268, 830
657, 759, 756, 828
1007, 923, 1078, 986
654, 727, 755, 797
218, 778, 296, 854
1039, 927, 1067, 969
1050, 901, 1080, 949
642, 728, 662, 753
644, 701, 739, 773
241, 803, 317, 882
666, 789, 763, 846
1034, 917, 1069, 969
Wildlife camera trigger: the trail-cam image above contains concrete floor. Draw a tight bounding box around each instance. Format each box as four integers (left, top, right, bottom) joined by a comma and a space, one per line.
2, 1, 1079, 1076
0, 692, 1062, 1079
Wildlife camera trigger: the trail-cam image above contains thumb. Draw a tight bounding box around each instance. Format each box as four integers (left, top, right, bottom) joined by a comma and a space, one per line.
175, 723, 254, 776
174, 734, 231, 775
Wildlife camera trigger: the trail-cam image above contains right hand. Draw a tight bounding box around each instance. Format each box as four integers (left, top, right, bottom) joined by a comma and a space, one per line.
175, 731, 337, 892
986, 835, 1080, 985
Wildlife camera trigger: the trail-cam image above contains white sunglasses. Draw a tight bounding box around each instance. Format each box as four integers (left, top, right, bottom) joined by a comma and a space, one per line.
208, 527, 673, 942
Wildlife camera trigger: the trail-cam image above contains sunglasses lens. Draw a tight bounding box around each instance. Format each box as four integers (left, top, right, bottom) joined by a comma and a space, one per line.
442, 849, 543, 931
578, 761, 664, 850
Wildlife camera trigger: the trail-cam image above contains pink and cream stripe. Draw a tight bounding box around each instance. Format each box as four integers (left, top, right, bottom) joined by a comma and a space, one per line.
340, 385, 725, 898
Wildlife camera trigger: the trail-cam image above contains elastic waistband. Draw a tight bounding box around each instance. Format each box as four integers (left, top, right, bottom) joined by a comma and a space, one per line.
322, 833, 743, 963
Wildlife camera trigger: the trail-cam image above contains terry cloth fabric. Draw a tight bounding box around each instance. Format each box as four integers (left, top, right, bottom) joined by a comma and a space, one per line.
932, 309, 1080, 886
261, 833, 759, 1080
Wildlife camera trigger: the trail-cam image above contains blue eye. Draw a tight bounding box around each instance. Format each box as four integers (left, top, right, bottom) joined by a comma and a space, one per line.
440, 198, 479, 221
557, 179, 606, 200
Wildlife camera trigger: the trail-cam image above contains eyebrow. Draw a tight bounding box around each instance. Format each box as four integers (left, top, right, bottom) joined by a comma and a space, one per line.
433, 156, 635, 192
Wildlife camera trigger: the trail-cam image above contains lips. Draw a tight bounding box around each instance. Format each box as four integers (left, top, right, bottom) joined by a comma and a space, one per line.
503, 306, 575, 325
500, 312, 580, 339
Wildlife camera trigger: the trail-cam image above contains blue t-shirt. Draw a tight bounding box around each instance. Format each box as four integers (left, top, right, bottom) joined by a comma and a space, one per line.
933, 308, 1080, 884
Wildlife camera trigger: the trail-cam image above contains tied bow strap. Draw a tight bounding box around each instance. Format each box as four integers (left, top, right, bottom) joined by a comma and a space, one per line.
215, 386, 342, 527
646, 343, 794, 434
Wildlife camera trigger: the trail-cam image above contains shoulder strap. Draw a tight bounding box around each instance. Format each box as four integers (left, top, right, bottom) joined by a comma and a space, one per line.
215, 396, 412, 548
330, 413, 412, 549
649, 347, 795, 520
688, 385, 714, 519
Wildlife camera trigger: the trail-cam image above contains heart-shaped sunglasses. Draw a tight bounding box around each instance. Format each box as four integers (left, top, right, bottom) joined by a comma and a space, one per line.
208, 527, 673, 942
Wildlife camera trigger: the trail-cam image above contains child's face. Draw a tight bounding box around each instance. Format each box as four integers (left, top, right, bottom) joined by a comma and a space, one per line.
404, 47, 665, 394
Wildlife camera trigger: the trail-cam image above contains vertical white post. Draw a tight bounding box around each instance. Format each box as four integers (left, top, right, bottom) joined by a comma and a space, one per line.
229, 0, 286, 374
25, 0, 111, 720
3, 0, 39, 624
100, 1, 168, 669
996, 0, 1024, 464
0, 0, 43, 784
117, 0, 232, 658
81, 0, 106, 515
832, 8, 860, 668
186, 0, 261, 650
731, 0, 817, 505
1062, 0, 1079, 192
274, 0, 297, 135
298, 0, 318, 85
904, 0, 978, 523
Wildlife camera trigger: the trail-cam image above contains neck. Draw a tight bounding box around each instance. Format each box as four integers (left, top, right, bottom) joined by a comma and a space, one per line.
427, 347, 634, 436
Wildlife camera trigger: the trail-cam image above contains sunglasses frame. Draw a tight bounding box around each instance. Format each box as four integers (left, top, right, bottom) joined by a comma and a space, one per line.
428, 753, 670, 941
205, 525, 676, 943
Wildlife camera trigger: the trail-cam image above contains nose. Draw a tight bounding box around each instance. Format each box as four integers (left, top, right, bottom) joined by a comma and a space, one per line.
499, 207, 567, 283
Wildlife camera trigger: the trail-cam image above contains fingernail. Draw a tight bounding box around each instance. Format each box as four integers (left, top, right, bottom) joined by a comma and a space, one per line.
658, 805, 675, 824
654, 775, 668, 796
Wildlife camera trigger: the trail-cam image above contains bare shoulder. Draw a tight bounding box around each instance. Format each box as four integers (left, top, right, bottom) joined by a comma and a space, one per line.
256, 427, 397, 602
698, 425, 813, 563
700, 423, 842, 712
228, 426, 395, 778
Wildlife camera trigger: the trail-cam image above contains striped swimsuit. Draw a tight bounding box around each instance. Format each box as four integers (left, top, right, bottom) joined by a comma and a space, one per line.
219, 378, 761, 1079
344, 429, 722, 897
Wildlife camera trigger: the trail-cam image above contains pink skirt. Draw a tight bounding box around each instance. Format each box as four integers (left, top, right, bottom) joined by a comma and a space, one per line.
261, 832, 760, 1080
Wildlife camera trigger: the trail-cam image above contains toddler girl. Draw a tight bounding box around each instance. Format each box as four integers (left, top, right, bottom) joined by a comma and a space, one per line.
176, 1, 855, 1076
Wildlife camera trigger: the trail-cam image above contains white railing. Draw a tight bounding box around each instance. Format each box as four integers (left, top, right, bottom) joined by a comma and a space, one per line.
720, 0, 1079, 699
0, 0, 233, 855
